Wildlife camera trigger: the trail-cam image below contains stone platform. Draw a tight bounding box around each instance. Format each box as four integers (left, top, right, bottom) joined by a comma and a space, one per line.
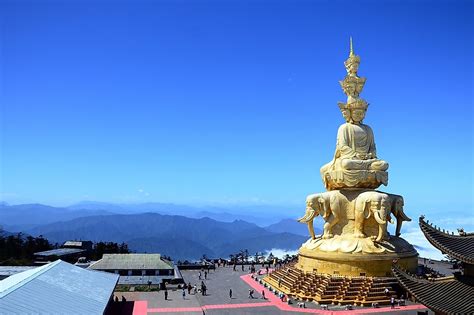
298, 235, 418, 277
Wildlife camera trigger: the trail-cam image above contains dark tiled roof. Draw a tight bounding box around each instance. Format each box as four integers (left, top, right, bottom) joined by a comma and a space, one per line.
392, 264, 474, 315
419, 216, 474, 264
392, 266, 474, 314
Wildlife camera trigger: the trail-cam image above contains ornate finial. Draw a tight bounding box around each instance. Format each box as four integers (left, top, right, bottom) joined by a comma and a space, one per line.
349, 36, 354, 57
337, 38, 368, 121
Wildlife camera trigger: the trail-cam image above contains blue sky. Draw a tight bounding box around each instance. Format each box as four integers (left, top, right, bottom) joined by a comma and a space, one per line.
1, 0, 473, 229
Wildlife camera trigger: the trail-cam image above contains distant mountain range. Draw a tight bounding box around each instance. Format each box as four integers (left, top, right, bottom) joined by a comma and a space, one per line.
0, 203, 113, 231
0, 202, 314, 260
66, 201, 295, 226
1, 201, 299, 230
23, 213, 307, 260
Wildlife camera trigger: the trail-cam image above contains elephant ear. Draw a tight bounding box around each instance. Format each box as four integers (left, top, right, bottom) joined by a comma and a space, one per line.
363, 200, 371, 219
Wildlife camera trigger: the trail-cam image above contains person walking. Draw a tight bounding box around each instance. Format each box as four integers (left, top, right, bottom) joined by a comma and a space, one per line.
198, 271, 202, 280
390, 296, 395, 309
229, 289, 233, 299
164, 290, 168, 300
182, 289, 186, 300
248, 289, 252, 298
261, 290, 265, 299
204, 271, 207, 279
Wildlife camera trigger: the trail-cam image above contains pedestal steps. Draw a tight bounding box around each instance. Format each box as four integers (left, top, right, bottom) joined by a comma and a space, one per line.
263, 265, 398, 306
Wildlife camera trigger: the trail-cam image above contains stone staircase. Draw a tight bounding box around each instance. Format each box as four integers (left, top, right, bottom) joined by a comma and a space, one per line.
263, 265, 397, 306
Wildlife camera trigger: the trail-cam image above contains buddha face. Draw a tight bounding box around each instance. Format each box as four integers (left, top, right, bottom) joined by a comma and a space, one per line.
347, 61, 359, 75
351, 109, 366, 123
343, 83, 356, 96
341, 109, 351, 122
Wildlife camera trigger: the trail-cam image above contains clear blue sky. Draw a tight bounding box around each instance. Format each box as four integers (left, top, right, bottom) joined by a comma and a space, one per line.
1, 0, 473, 221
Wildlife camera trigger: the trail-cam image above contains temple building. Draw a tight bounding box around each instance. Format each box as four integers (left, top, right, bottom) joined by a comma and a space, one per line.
89, 253, 182, 286
33, 240, 93, 265
392, 216, 474, 314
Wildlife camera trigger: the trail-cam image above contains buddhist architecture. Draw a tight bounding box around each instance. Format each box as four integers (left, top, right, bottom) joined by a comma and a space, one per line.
392, 216, 474, 314
264, 39, 418, 305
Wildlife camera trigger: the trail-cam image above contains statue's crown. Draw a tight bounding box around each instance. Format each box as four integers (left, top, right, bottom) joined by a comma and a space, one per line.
338, 98, 368, 111
347, 98, 368, 110
338, 38, 369, 114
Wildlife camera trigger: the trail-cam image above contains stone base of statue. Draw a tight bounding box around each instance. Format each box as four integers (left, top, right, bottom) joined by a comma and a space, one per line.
297, 188, 418, 277
298, 235, 418, 277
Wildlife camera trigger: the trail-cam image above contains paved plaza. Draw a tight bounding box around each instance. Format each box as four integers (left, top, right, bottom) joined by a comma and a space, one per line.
115, 266, 433, 315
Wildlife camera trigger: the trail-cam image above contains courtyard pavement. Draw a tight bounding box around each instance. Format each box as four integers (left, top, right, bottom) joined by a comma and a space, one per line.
115, 266, 432, 315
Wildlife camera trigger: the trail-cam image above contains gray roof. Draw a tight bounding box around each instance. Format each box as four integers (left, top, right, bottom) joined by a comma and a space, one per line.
34, 248, 85, 257
0, 260, 119, 315
63, 241, 85, 247
0, 266, 36, 277
89, 254, 173, 270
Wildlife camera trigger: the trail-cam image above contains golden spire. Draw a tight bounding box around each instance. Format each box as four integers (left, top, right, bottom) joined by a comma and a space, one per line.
349, 36, 354, 57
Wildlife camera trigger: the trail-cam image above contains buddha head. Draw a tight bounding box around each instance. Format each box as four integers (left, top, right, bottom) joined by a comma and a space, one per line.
348, 98, 368, 123
345, 59, 360, 76
344, 37, 361, 77
351, 108, 366, 123
338, 102, 351, 122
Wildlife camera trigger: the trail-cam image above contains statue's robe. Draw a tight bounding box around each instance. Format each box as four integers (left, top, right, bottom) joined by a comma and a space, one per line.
320, 123, 388, 189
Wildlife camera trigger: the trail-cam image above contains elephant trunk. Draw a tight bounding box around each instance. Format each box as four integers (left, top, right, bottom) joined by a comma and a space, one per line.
399, 210, 411, 222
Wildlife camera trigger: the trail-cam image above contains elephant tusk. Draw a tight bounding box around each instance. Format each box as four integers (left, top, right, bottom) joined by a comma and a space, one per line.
374, 211, 386, 225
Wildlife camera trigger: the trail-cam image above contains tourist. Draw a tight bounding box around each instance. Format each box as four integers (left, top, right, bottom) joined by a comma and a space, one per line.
384, 287, 389, 296
198, 271, 202, 280
229, 289, 232, 298
164, 290, 168, 300
193, 285, 197, 295
280, 293, 285, 302
241, 264, 244, 271
182, 289, 186, 300
261, 290, 265, 299
114, 296, 118, 302
278, 277, 282, 287
187, 282, 192, 294
248, 289, 254, 298
204, 271, 207, 279
233, 264, 236, 271
266, 266, 269, 274
390, 296, 395, 309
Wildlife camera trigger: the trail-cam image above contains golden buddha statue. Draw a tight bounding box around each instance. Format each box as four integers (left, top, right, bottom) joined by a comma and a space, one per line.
320, 39, 389, 190
295, 39, 418, 278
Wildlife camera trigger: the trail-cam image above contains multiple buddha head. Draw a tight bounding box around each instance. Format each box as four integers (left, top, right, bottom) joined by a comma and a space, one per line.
339, 101, 368, 124
338, 38, 368, 124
